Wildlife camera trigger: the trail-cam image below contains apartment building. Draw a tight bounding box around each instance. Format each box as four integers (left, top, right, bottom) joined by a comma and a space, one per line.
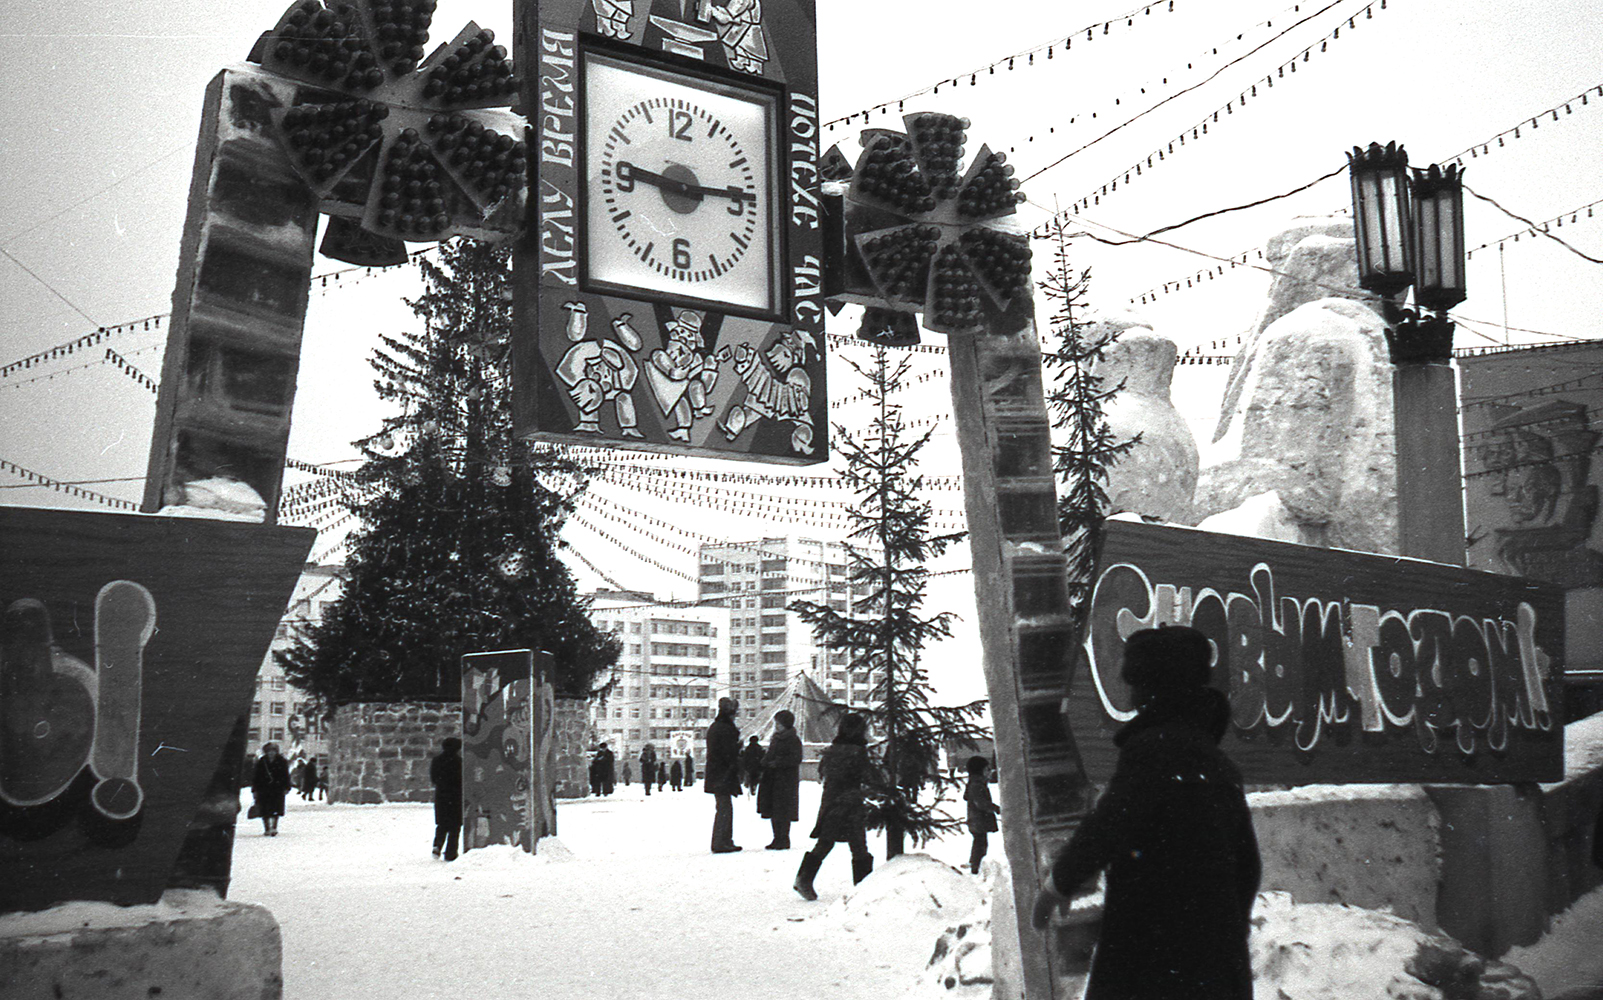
587, 590, 733, 763
252, 561, 344, 764
696, 537, 877, 715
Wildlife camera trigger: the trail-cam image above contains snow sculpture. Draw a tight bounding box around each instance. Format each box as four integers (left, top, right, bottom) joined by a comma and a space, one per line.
1090, 312, 1199, 524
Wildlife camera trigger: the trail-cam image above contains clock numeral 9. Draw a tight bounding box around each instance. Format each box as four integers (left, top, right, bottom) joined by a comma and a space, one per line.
616, 161, 635, 192
672, 238, 692, 269
668, 109, 694, 142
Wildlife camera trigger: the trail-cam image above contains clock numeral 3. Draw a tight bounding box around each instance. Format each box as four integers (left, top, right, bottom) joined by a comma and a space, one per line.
668, 109, 694, 142
672, 238, 692, 269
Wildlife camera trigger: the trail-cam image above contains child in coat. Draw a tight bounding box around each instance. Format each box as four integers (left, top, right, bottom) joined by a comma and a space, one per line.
965, 755, 1000, 874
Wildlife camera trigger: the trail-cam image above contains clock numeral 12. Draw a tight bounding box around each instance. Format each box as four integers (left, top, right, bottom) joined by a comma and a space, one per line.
668, 109, 694, 142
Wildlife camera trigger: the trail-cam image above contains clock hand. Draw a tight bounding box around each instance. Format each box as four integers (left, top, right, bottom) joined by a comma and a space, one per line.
617, 161, 754, 205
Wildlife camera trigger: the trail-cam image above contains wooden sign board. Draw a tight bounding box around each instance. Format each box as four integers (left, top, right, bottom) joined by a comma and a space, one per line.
0, 506, 312, 912
1066, 520, 1566, 787
511, 0, 827, 463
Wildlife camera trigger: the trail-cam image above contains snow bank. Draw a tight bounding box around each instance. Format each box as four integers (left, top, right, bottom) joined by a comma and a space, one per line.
450, 838, 575, 869
1503, 884, 1603, 997
0, 889, 229, 938
1250, 891, 1539, 999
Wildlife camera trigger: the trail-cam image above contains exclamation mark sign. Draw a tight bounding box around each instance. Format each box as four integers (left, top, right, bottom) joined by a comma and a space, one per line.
90, 581, 156, 820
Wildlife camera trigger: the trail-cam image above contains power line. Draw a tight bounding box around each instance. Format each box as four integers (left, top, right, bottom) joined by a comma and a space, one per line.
0, 246, 99, 326
1024, 0, 1358, 186
1465, 185, 1603, 266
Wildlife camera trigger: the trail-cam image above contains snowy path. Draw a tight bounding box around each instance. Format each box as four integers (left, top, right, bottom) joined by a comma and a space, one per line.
230, 784, 976, 1000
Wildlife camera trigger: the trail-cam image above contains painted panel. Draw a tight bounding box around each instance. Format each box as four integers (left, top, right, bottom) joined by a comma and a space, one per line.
0, 506, 312, 912
461, 650, 536, 852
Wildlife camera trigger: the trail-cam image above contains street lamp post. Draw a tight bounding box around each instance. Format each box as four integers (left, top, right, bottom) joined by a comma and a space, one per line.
1348, 142, 1469, 565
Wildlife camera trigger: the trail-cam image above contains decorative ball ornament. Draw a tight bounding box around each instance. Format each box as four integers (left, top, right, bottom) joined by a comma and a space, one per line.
494, 548, 529, 580
828, 113, 1030, 339
491, 465, 512, 487
250, 0, 524, 248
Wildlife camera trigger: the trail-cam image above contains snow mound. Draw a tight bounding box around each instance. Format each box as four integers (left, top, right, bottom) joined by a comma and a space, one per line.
831, 854, 984, 934
1504, 884, 1603, 997
0, 889, 228, 937
1250, 891, 1539, 999
452, 838, 575, 869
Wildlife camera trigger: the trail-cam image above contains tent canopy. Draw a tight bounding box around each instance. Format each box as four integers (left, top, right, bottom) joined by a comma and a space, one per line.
738, 672, 840, 746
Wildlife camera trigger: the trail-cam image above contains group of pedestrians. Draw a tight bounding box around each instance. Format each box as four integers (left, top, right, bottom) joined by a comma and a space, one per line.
587, 742, 697, 796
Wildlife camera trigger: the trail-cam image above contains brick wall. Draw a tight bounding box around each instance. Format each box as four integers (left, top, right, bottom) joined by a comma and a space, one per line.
330, 698, 594, 804
551, 697, 593, 799
329, 702, 460, 804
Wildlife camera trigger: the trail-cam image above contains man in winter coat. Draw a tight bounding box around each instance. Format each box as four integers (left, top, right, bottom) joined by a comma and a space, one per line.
430, 737, 463, 860
683, 752, 696, 787
793, 712, 874, 899
669, 758, 683, 791
705, 697, 743, 852
639, 743, 657, 797
741, 735, 765, 798
1032, 626, 1260, 1000
757, 709, 802, 849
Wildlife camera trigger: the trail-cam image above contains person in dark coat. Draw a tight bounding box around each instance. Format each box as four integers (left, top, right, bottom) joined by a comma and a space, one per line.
588, 747, 604, 796
669, 758, 684, 791
964, 755, 1000, 874
639, 743, 657, 797
1032, 626, 1261, 1000
683, 752, 696, 787
430, 737, 463, 860
301, 759, 319, 801
794, 712, 874, 898
706, 697, 743, 852
251, 742, 292, 836
758, 709, 802, 849
599, 743, 616, 795
657, 760, 668, 791
741, 735, 765, 798
622, 761, 632, 786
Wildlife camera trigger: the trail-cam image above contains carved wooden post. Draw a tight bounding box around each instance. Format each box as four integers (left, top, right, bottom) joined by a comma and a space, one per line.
823, 115, 1093, 999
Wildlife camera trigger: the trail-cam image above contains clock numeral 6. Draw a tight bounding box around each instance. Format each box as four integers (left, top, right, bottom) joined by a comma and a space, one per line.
672, 238, 692, 269
668, 109, 694, 142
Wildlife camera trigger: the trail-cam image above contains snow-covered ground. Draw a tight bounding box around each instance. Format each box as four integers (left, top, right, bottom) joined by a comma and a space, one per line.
229, 782, 982, 1000
228, 785, 1603, 1000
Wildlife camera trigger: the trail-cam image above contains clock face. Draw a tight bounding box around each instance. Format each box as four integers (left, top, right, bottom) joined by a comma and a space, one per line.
582, 50, 782, 317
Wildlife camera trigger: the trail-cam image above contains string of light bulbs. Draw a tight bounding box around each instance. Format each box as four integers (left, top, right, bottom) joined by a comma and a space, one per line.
1034, 0, 1382, 220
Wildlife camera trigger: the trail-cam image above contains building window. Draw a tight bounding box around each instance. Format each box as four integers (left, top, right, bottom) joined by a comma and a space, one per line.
251, 701, 261, 716
271, 702, 285, 716
761, 614, 786, 628
761, 651, 786, 664
761, 558, 786, 572
272, 678, 286, 690
630, 708, 641, 719
761, 595, 785, 608
269, 727, 285, 741
248, 727, 260, 741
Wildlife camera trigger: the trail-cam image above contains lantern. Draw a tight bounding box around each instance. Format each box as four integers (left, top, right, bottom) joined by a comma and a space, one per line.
1347, 141, 1414, 297
1410, 163, 1467, 311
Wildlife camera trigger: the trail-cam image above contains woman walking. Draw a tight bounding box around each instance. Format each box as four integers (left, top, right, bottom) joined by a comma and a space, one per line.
793, 713, 874, 900
964, 755, 1000, 874
251, 742, 292, 837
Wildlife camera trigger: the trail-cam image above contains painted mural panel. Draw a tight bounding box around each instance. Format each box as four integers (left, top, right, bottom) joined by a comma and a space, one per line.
1460, 342, 1603, 589
461, 650, 536, 852
512, 0, 826, 463
1065, 520, 1566, 787
0, 507, 312, 912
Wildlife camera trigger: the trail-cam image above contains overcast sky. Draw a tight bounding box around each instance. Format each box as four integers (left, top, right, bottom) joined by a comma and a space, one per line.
2, 0, 1599, 701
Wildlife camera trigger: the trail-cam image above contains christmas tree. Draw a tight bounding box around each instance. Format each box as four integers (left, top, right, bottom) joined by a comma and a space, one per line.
791, 347, 988, 859
278, 240, 619, 706
1041, 219, 1135, 619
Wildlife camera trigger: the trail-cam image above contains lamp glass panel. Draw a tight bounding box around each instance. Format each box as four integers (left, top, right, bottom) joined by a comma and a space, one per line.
1379, 173, 1407, 272
1358, 173, 1384, 277
1417, 198, 1442, 289
1438, 196, 1461, 290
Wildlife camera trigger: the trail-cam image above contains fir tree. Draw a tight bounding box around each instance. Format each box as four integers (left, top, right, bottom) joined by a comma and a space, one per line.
278, 240, 619, 707
1041, 218, 1136, 618
791, 347, 988, 859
